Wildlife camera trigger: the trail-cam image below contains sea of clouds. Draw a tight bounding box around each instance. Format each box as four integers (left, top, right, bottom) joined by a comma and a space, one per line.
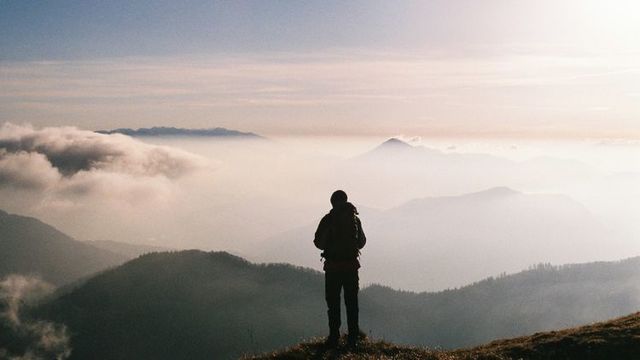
0, 123, 209, 206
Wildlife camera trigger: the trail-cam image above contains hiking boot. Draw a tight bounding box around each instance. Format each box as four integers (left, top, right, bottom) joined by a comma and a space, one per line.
351, 329, 367, 340
346, 340, 359, 351
324, 335, 339, 348
347, 330, 366, 350
347, 335, 359, 349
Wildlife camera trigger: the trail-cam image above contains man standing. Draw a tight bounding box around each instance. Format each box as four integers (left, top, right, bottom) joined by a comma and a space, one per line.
314, 190, 366, 348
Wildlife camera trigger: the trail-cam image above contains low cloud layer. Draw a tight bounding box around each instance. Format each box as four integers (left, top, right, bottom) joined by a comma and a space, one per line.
0, 123, 208, 204
0, 275, 71, 360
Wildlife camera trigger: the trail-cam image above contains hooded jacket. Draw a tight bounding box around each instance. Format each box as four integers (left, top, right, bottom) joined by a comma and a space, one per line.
314, 202, 366, 271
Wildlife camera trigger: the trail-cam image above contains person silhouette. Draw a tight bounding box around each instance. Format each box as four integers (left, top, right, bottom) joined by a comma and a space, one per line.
314, 190, 366, 347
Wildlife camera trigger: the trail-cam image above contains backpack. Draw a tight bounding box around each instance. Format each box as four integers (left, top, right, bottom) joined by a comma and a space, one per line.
321, 208, 361, 261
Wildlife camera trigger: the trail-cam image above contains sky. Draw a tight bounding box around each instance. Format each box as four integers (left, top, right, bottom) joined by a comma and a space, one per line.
1, 0, 640, 137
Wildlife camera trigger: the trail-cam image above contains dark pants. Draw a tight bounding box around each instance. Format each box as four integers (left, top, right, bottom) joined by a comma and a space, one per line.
325, 270, 359, 338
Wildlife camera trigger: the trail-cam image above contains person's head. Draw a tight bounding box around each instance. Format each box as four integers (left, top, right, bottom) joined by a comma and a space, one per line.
330, 190, 348, 208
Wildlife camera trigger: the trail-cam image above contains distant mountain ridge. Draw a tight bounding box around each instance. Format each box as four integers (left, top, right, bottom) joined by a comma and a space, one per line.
96, 126, 262, 138
396, 186, 520, 208
341, 137, 598, 211
0, 209, 128, 285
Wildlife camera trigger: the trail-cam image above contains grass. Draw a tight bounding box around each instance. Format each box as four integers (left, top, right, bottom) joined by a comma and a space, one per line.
457, 311, 640, 360
243, 335, 451, 360
247, 312, 640, 360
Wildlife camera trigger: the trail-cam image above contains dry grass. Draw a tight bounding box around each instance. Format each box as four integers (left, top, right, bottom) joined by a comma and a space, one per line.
243, 336, 451, 360
457, 312, 640, 360
247, 312, 640, 360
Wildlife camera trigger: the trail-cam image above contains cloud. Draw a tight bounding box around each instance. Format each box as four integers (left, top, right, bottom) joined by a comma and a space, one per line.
2, 50, 640, 138
0, 150, 61, 190
0, 275, 71, 360
0, 123, 209, 204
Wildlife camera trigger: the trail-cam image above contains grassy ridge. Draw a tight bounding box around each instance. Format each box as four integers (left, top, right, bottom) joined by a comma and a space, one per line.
459, 312, 640, 360
244, 336, 447, 360
250, 312, 640, 360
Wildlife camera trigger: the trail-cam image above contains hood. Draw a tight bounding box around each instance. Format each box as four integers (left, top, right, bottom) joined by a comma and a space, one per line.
330, 201, 358, 215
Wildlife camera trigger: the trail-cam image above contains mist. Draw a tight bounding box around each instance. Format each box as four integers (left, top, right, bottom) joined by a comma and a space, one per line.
1, 124, 639, 291
0, 275, 71, 360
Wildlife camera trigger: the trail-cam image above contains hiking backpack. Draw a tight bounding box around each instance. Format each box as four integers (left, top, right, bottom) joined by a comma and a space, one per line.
321, 210, 361, 261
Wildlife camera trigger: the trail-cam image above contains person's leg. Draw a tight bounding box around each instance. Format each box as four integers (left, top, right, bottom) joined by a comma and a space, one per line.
325, 271, 342, 343
343, 270, 360, 344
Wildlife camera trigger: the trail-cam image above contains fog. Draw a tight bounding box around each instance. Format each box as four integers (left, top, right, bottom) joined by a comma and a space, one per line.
0, 275, 71, 360
1, 124, 639, 291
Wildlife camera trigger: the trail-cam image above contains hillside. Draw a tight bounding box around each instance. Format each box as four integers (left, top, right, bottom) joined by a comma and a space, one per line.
0, 209, 127, 285
250, 312, 640, 359
358, 258, 640, 348
31, 250, 640, 359
461, 312, 640, 359
38, 251, 327, 360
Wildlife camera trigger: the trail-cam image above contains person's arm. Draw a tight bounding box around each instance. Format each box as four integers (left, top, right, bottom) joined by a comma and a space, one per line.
356, 216, 366, 249
314, 215, 329, 250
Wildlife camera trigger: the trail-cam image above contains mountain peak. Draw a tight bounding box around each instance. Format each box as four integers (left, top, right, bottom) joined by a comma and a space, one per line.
363, 138, 415, 156
380, 137, 412, 148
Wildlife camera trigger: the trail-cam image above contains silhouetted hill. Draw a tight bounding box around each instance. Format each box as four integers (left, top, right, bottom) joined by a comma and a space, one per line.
39, 251, 326, 360
359, 258, 640, 348
96, 126, 262, 138
85, 240, 173, 258
34, 250, 640, 359
0, 209, 127, 285
250, 312, 640, 359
